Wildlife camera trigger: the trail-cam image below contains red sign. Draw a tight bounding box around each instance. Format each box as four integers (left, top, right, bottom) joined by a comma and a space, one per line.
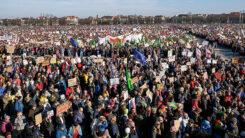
215, 72, 221, 80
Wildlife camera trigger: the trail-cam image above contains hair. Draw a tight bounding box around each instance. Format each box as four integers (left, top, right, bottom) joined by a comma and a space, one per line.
72, 125, 80, 134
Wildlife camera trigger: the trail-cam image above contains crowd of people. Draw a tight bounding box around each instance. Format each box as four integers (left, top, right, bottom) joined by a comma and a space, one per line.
179, 24, 244, 55
0, 24, 244, 138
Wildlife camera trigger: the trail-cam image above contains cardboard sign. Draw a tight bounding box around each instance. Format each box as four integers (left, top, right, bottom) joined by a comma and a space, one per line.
147, 55, 151, 61
131, 77, 139, 84
181, 65, 187, 72
56, 101, 72, 116
35, 113, 42, 125
155, 76, 161, 82
212, 68, 216, 73
174, 120, 181, 132
215, 72, 221, 80
169, 77, 174, 83
110, 78, 120, 86
6, 46, 15, 54
68, 78, 77, 87
232, 57, 243, 64
6, 67, 13, 72
42, 60, 50, 66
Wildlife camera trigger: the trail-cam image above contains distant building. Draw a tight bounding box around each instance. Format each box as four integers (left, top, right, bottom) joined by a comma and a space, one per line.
101, 16, 114, 25
154, 15, 165, 24
66, 16, 78, 25
0, 20, 4, 26
230, 12, 240, 16
51, 18, 59, 26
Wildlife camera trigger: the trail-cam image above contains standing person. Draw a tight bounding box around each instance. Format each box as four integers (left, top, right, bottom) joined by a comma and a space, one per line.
68, 122, 82, 138
1, 115, 14, 138
15, 96, 24, 113
40, 115, 54, 138
14, 112, 27, 138
56, 124, 68, 138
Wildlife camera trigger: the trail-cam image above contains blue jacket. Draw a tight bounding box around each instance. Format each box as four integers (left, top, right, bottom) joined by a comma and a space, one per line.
68, 125, 82, 138
56, 127, 68, 138
73, 111, 85, 124
0, 87, 6, 96
15, 100, 24, 113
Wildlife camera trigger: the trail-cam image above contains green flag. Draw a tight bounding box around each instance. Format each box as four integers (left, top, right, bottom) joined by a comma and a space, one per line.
125, 68, 134, 90
93, 40, 96, 45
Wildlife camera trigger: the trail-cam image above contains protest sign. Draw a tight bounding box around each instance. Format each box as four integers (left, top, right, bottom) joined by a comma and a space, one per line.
212, 68, 216, 73
47, 110, 54, 118
50, 58, 56, 64
110, 78, 120, 86
6, 67, 13, 72
186, 62, 191, 66
155, 76, 161, 82
157, 84, 164, 90
168, 50, 172, 57
140, 83, 147, 89
215, 72, 221, 80
212, 60, 217, 64
181, 65, 187, 72
162, 62, 169, 69
131, 77, 139, 84
68, 78, 77, 87
159, 71, 165, 78
124, 58, 127, 64
42, 60, 50, 66
35, 113, 42, 125
146, 89, 153, 101
169, 77, 174, 83
56, 101, 72, 116
203, 72, 208, 80
232, 57, 243, 64
6, 46, 15, 54
190, 58, 196, 64
207, 59, 211, 64
168, 56, 175, 62
94, 59, 104, 63
123, 90, 129, 101
187, 52, 193, 57
174, 120, 181, 131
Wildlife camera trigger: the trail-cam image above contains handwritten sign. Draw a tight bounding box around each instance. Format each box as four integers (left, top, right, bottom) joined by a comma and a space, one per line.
169, 77, 174, 83
203, 72, 208, 80
212, 68, 216, 73
94, 59, 104, 63
35, 113, 42, 125
56, 101, 72, 116
68, 78, 77, 87
6, 67, 13, 72
168, 56, 175, 62
181, 65, 187, 72
6, 46, 15, 54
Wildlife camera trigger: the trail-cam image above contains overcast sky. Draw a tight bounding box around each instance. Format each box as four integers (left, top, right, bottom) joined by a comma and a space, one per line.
0, 0, 244, 19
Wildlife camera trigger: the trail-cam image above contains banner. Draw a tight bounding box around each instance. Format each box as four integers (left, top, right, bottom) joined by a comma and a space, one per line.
232, 57, 243, 64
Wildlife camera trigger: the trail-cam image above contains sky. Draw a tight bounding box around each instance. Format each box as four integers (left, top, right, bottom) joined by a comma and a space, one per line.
0, 0, 244, 19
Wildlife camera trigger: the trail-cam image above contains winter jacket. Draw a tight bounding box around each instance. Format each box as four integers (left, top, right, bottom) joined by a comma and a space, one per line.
68, 125, 82, 138
1, 120, 13, 134
56, 127, 68, 138
14, 116, 26, 130
73, 111, 85, 125
15, 99, 24, 113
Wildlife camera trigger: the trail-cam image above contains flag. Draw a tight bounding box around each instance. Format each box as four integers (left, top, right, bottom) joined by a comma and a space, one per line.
107, 40, 112, 48
93, 40, 96, 45
206, 49, 211, 58
196, 48, 201, 59
125, 67, 134, 90
70, 38, 78, 47
133, 49, 146, 66
168, 37, 174, 43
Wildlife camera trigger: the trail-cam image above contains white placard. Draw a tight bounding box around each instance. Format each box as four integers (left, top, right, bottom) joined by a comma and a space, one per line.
110, 78, 119, 86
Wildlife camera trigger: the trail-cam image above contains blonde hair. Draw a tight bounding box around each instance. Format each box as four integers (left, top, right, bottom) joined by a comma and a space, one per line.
72, 125, 80, 134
